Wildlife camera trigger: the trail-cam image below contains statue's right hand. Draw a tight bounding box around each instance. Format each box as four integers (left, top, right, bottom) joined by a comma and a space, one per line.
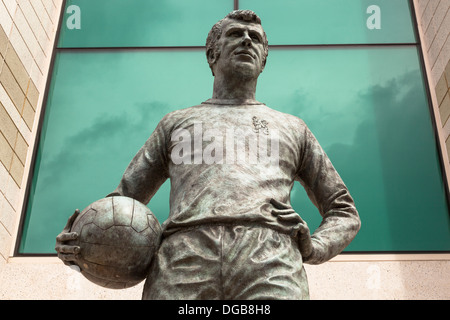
55, 209, 81, 266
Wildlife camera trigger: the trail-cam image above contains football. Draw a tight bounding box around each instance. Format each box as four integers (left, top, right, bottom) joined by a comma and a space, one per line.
68, 196, 162, 289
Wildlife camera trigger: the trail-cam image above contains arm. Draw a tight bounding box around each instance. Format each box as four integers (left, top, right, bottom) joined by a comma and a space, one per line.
107, 119, 170, 203
295, 124, 361, 265
56, 118, 170, 264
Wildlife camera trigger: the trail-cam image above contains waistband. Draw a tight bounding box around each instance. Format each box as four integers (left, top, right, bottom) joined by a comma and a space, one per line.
162, 221, 299, 240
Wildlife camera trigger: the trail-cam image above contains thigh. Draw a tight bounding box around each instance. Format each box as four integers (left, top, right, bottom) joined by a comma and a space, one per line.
142, 227, 223, 300
223, 226, 309, 300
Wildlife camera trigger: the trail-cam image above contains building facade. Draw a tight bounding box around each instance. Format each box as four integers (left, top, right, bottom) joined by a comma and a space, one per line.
0, 0, 449, 299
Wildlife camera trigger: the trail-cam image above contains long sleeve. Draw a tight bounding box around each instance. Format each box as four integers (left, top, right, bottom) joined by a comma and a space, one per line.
296, 125, 361, 265
107, 119, 170, 205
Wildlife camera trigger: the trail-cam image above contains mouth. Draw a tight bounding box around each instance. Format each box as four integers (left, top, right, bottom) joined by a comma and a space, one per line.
234, 50, 255, 59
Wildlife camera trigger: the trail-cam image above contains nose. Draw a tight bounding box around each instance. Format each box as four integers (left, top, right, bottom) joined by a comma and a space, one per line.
242, 32, 252, 47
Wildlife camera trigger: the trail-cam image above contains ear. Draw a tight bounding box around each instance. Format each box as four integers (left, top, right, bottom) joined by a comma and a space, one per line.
258, 59, 266, 74
207, 48, 219, 76
206, 48, 216, 65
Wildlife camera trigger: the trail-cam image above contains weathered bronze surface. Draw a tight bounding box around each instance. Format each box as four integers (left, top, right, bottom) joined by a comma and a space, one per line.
56, 10, 360, 300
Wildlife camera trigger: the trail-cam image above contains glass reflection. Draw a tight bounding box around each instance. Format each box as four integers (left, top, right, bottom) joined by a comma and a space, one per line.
20, 47, 449, 253
20, 50, 213, 253
257, 47, 449, 251
59, 0, 234, 47
240, 0, 416, 45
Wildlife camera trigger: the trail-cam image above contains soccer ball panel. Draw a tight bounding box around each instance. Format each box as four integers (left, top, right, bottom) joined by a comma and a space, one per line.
112, 196, 133, 226
92, 197, 115, 230
132, 200, 153, 233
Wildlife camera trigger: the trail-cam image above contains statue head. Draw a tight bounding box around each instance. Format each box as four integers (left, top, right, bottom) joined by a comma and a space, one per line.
206, 10, 269, 77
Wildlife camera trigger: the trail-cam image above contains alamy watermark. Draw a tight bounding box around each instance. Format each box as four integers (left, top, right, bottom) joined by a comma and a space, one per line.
66, 5, 81, 30
170, 122, 280, 166
367, 5, 381, 30
366, 264, 381, 290
66, 5, 381, 31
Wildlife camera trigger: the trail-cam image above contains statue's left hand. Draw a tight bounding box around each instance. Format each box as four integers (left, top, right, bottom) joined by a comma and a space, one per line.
55, 209, 81, 266
270, 198, 313, 260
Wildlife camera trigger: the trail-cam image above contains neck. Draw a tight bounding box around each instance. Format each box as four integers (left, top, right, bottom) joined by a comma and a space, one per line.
212, 73, 258, 101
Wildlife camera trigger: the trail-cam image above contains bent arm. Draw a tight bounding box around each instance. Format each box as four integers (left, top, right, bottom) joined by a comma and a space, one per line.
296, 125, 361, 265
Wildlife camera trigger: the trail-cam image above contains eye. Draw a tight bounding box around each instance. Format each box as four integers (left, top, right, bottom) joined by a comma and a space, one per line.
249, 33, 261, 43
229, 31, 242, 37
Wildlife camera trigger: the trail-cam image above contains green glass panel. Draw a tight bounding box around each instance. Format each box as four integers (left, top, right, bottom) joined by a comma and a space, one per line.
20, 47, 449, 253
19, 50, 214, 253
240, 0, 417, 44
257, 47, 449, 251
58, 0, 234, 48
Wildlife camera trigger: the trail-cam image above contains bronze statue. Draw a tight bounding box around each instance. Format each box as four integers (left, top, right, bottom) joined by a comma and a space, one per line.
56, 10, 360, 300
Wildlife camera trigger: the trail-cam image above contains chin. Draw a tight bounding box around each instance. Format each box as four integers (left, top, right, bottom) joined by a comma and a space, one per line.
231, 63, 260, 80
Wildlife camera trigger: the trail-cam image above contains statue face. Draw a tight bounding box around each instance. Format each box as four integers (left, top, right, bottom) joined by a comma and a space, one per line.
213, 19, 266, 79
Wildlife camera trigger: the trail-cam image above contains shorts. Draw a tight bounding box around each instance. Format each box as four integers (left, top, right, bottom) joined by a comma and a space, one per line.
142, 224, 309, 300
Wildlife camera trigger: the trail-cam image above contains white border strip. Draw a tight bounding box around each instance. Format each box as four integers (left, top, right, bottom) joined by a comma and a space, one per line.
7, 253, 450, 264
331, 253, 450, 262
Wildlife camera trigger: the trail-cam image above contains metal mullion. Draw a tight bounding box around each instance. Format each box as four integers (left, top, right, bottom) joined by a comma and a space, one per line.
55, 46, 206, 52
54, 42, 419, 53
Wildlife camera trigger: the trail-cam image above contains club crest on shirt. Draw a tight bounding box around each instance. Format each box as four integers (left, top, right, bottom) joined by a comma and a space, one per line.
252, 116, 269, 135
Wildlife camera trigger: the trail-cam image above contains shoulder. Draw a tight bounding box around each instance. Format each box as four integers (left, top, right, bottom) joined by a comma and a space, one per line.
157, 104, 203, 127
262, 105, 308, 131
161, 105, 199, 120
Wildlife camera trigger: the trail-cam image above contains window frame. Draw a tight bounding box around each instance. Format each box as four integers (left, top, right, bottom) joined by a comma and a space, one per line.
13, 0, 450, 256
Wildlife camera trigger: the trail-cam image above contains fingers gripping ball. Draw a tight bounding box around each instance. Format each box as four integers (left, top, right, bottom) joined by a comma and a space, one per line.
68, 196, 162, 289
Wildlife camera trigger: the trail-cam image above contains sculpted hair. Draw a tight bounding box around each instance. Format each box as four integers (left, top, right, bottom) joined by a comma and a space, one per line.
206, 10, 269, 75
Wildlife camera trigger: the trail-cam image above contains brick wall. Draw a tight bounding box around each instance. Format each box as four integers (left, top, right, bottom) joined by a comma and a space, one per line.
0, 0, 62, 264
438, 65, 450, 152
415, 0, 450, 169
